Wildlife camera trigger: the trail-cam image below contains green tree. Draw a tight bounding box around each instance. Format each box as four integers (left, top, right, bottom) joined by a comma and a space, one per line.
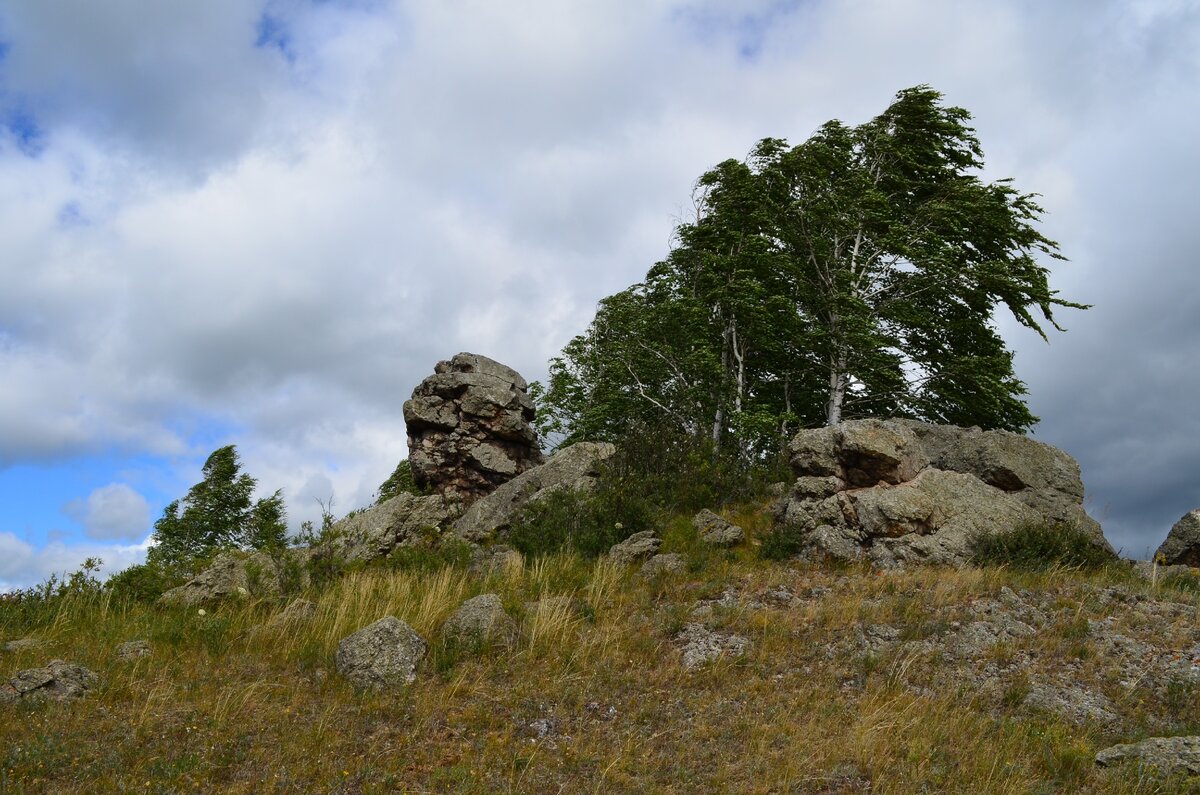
540, 86, 1084, 452
147, 445, 288, 570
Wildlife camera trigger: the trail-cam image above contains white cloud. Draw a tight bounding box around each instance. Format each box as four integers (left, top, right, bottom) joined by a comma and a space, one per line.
63, 483, 151, 541
0, 531, 150, 591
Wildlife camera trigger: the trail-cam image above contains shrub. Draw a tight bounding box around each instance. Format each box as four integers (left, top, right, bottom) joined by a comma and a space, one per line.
105, 562, 180, 603
759, 523, 807, 561
507, 486, 653, 559
968, 522, 1114, 572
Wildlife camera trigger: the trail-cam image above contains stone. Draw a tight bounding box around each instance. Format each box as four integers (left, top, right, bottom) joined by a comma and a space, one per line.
158, 549, 310, 607
639, 553, 687, 579
469, 545, 523, 577
0, 660, 98, 703
335, 617, 427, 690
441, 594, 515, 647
773, 419, 1114, 568
317, 493, 455, 565
1096, 736, 1200, 776
454, 441, 616, 542
692, 510, 745, 548
1154, 510, 1200, 567
115, 640, 151, 661
675, 623, 751, 670
403, 353, 545, 503
607, 531, 661, 566
271, 599, 318, 626
3, 637, 45, 653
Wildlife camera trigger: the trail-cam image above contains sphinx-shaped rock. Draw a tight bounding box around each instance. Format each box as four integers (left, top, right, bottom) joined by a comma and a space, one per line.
774, 418, 1113, 568
403, 353, 545, 504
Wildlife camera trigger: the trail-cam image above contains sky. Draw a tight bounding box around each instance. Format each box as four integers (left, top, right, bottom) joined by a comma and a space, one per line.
1, 0, 1197, 588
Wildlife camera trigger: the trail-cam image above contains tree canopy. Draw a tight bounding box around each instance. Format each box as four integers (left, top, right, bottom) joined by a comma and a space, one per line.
537, 86, 1085, 457
147, 445, 288, 570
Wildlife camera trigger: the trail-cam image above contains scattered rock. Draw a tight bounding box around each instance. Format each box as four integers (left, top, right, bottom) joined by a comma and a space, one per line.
520, 717, 560, 740
317, 493, 455, 565
2, 638, 45, 653
158, 549, 310, 607
403, 353, 544, 503
469, 545, 523, 576
675, 623, 750, 669
1024, 681, 1119, 726
607, 531, 661, 566
0, 660, 98, 703
639, 553, 687, 580
335, 617, 427, 690
1154, 510, 1200, 567
774, 418, 1113, 567
114, 640, 151, 661
692, 509, 745, 548
454, 441, 615, 542
271, 599, 318, 626
441, 594, 515, 647
1096, 736, 1200, 776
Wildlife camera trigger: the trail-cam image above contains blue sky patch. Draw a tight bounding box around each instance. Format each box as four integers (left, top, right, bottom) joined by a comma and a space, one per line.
255, 12, 296, 62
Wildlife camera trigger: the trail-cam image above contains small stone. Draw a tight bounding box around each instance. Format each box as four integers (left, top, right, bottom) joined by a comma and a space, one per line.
0, 660, 98, 703
115, 640, 151, 661
607, 531, 661, 566
335, 617, 427, 690
675, 623, 751, 670
639, 553, 686, 580
441, 594, 515, 647
2, 637, 45, 653
692, 509, 745, 548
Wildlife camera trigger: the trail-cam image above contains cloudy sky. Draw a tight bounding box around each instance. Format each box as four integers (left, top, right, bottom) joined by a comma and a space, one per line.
0, 0, 1196, 588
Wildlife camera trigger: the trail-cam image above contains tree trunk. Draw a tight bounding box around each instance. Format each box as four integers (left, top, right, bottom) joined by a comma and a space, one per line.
825, 347, 847, 425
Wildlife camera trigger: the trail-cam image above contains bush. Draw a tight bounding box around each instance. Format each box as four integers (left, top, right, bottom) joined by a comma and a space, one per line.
759, 523, 807, 561
105, 562, 180, 603
507, 486, 653, 559
968, 522, 1114, 572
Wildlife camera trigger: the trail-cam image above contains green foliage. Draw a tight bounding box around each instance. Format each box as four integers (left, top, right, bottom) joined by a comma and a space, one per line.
147, 445, 289, 572
386, 537, 474, 573
375, 458, 421, 504
759, 523, 808, 561
104, 562, 180, 602
539, 85, 1086, 454
968, 522, 1114, 572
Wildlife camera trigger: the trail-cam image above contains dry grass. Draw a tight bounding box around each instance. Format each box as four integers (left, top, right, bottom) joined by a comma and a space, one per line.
3, 524, 1200, 793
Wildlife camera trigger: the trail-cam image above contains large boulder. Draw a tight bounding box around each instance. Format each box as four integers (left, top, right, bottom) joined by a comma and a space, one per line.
316, 492, 456, 565
692, 509, 745, 548
607, 531, 661, 566
403, 353, 545, 503
774, 419, 1113, 568
454, 441, 616, 542
440, 594, 516, 647
0, 660, 98, 703
158, 549, 311, 607
335, 617, 427, 690
1154, 510, 1200, 566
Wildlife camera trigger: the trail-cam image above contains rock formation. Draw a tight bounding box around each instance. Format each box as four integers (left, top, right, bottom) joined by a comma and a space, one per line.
773, 418, 1113, 568
1096, 736, 1200, 777
692, 509, 745, 548
1154, 509, 1200, 566
159, 549, 311, 607
403, 353, 544, 503
319, 492, 455, 565
453, 441, 615, 542
441, 594, 516, 647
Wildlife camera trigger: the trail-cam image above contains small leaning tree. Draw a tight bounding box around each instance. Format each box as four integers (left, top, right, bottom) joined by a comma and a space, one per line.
538, 86, 1086, 456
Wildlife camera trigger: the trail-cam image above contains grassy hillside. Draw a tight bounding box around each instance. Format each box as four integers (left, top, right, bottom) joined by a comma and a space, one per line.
3, 503, 1200, 793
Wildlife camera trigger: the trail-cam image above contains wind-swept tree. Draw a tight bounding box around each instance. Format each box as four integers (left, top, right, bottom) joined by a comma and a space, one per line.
539, 86, 1084, 452
147, 445, 288, 571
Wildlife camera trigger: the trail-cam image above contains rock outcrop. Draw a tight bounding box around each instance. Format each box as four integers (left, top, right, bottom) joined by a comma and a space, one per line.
335, 617, 427, 690
1096, 736, 1200, 776
441, 594, 515, 647
404, 353, 544, 503
0, 660, 98, 703
1154, 510, 1200, 566
318, 492, 455, 565
454, 441, 616, 542
774, 419, 1112, 568
159, 549, 310, 607
607, 531, 661, 566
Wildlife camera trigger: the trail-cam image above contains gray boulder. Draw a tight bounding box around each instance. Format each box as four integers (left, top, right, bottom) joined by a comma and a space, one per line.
639, 553, 687, 579
454, 441, 616, 543
675, 623, 751, 670
1154, 510, 1200, 567
404, 353, 545, 503
318, 492, 455, 565
441, 594, 515, 647
335, 617, 427, 690
607, 531, 661, 566
774, 419, 1113, 568
271, 599, 318, 626
115, 640, 151, 661
0, 660, 98, 703
1096, 736, 1200, 776
692, 510, 745, 548
3, 637, 45, 653
159, 549, 311, 607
